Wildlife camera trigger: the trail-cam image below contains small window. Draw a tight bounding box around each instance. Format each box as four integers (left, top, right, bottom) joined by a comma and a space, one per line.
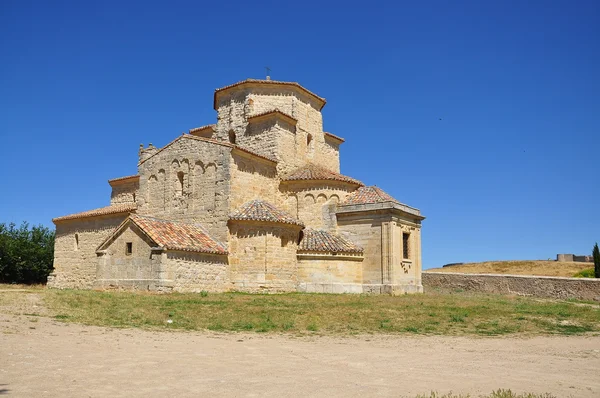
176, 171, 184, 196
306, 133, 314, 156
126, 242, 133, 255
74, 233, 79, 251
402, 233, 410, 260
248, 98, 254, 113
229, 130, 236, 144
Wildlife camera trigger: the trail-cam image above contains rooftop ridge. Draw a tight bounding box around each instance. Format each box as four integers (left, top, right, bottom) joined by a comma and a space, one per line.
128, 214, 227, 254
214, 79, 326, 110
53, 203, 137, 223
282, 163, 363, 186
298, 228, 363, 254
230, 199, 304, 227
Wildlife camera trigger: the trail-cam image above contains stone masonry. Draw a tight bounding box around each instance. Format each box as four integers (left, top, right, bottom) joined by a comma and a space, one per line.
49, 78, 425, 294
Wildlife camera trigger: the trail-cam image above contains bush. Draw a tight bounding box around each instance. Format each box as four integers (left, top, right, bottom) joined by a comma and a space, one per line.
0, 222, 55, 284
593, 242, 600, 278
573, 268, 595, 278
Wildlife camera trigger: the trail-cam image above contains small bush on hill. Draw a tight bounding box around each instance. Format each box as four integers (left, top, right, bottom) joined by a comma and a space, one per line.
0, 222, 55, 284
573, 268, 595, 278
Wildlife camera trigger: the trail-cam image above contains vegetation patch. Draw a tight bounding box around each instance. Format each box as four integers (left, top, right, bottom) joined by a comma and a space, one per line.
33, 288, 600, 336
413, 390, 556, 398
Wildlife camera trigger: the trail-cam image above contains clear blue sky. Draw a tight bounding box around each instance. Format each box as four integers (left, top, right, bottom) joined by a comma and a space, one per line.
1, 0, 598, 268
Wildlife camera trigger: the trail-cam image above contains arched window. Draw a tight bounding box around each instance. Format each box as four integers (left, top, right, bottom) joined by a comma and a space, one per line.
74, 233, 79, 251
306, 133, 314, 156
248, 98, 254, 113
229, 130, 236, 144
176, 171, 184, 196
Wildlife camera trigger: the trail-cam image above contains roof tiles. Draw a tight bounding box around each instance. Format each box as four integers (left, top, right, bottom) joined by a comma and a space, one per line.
299, 229, 363, 254
129, 214, 227, 254
53, 203, 136, 223
341, 186, 401, 206
230, 200, 303, 226
282, 164, 363, 186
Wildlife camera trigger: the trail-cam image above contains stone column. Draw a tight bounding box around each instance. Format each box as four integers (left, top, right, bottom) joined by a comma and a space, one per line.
381, 221, 396, 284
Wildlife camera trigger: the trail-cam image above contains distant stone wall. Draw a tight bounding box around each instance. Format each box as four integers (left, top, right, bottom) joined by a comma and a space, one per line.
422, 272, 600, 301
557, 254, 593, 262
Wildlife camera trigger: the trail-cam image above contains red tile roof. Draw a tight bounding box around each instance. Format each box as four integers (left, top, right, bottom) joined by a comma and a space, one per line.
53, 203, 136, 223
299, 229, 363, 254
232, 145, 278, 164
230, 200, 304, 226
214, 79, 326, 110
247, 109, 297, 125
108, 175, 140, 185
341, 186, 401, 206
282, 164, 363, 186
189, 124, 216, 135
324, 131, 345, 143
129, 214, 227, 254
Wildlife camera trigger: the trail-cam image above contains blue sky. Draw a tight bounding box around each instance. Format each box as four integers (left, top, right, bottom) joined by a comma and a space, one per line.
1, 0, 598, 268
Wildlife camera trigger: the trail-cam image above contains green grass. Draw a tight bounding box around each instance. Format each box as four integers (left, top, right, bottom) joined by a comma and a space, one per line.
414, 390, 557, 398
34, 288, 600, 336
573, 268, 595, 278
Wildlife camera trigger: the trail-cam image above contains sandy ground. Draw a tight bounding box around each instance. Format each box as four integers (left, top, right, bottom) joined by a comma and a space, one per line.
1, 313, 599, 398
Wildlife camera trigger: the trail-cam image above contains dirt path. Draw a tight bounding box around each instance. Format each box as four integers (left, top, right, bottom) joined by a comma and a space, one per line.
1, 313, 599, 397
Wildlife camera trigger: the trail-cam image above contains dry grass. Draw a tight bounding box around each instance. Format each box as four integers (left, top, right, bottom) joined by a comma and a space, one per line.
1, 286, 593, 336
427, 260, 592, 277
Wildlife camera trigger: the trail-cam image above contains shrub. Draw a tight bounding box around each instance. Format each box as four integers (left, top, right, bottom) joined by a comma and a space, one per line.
573, 268, 595, 278
593, 242, 600, 278
0, 222, 55, 284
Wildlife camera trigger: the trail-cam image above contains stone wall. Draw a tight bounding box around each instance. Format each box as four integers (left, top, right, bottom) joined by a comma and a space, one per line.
297, 255, 363, 284
214, 84, 339, 174
280, 181, 357, 230
557, 254, 593, 263
95, 223, 163, 290
137, 136, 231, 243
110, 179, 139, 205
337, 211, 422, 289
228, 222, 301, 292
230, 152, 279, 210
167, 252, 228, 293
49, 214, 127, 289
422, 272, 600, 301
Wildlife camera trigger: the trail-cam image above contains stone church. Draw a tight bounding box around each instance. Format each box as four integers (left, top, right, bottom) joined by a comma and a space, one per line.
49, 78, 425, 294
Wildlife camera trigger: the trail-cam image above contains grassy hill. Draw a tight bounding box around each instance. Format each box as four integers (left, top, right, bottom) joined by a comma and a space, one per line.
426, 260, 593, 278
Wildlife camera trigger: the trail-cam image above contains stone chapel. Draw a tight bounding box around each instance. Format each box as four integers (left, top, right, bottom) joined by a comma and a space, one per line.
49, 78, 425, 294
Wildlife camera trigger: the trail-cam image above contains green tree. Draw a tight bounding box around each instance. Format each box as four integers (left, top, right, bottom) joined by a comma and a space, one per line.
593, 242, 600, 279
0, 222, 55, 284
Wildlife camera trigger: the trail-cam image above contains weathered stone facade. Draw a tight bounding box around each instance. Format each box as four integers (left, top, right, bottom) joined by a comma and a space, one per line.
49, 79, 425, 294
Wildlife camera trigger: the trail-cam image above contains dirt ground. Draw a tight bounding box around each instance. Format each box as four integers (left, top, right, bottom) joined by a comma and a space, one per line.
1, 311, 598, 398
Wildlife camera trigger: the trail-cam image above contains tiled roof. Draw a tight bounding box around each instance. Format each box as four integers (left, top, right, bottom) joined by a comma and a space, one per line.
299, 229, 363, 254
229, 200, 304, 226
53, 203, 136, 223
129, 214, 227, 254
189, 124, 216, 135
214, 79, 326, 110
233, 145, 278, 163
282, 164, 363, 186
247, 109, 297, 125
324, 131, 345, 143
108, 175, 139, 185
341, 186, 401, 206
